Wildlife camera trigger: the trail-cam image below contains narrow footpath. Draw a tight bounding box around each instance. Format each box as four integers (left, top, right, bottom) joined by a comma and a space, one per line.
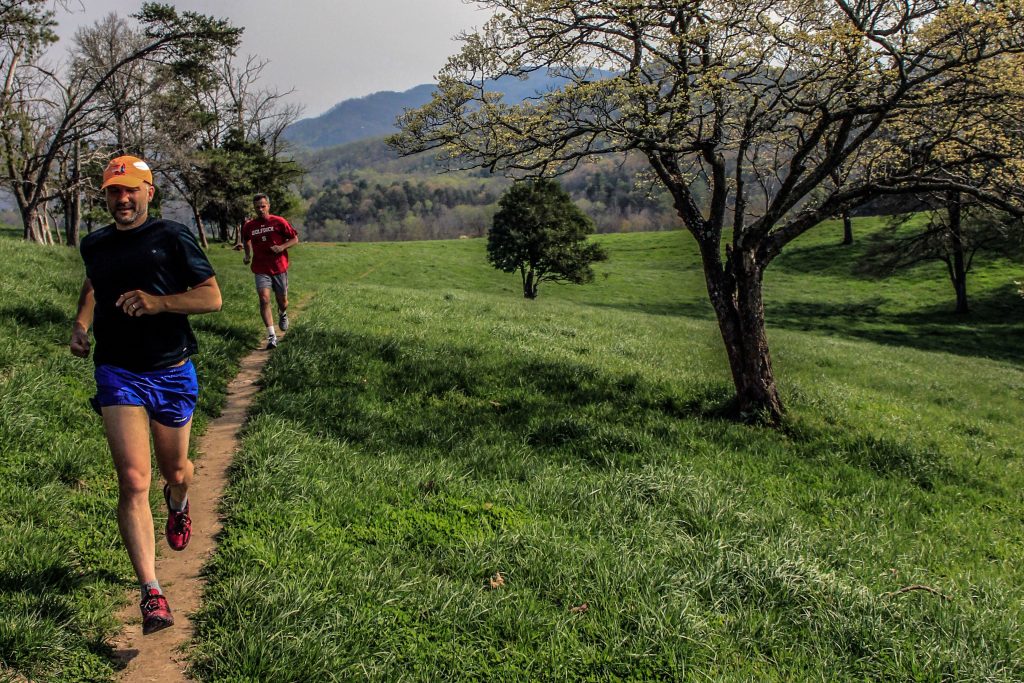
108, 334, 280, 682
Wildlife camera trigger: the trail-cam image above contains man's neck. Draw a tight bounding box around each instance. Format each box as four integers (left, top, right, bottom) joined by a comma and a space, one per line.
115, 214, 149, 231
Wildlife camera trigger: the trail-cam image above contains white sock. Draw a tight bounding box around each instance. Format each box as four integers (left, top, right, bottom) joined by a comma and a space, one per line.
267, 325, 276, 337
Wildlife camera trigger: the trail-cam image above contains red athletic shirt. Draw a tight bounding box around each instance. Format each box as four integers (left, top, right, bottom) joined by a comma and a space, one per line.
241, 214, 297, 275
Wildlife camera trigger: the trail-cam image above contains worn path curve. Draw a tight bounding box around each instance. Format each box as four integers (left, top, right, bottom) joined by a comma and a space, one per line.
109, 333, 281, 682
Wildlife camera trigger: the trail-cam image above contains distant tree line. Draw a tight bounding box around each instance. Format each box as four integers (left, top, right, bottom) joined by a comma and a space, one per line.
561, 163, 683, 233
298, 151, 685, 242
303, 175, 502, 242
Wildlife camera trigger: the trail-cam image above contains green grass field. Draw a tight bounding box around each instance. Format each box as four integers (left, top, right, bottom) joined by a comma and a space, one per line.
1, 218, 1022, 681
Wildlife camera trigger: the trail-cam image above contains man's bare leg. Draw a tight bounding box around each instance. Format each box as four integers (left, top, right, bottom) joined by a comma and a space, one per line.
258, 287, 273, 327
152, 418, 193, 508
274, 288, 288, 317
103, 406, 157, 584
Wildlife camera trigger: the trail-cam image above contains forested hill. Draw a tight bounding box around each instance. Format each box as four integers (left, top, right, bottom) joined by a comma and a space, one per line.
283, 69, 688, 243
283, 85, 436, 149
293, 137, 685, 243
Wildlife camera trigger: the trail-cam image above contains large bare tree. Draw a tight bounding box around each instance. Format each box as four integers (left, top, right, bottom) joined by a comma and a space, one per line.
390, 0, 1024, 422
0, 2, 241, 245
150, 52, 303, 245
70, 13, 158, 153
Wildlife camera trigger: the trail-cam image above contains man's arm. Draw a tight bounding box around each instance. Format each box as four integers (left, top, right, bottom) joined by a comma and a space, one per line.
270, 234, 299, 254
241, 225, 252, 264
270, 220, 299, 254
70, 278, 95, 358
116, 276, 223, 317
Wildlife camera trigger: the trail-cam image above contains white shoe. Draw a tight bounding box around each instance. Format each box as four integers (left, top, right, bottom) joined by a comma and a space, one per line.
266, 335, 278, 350
278, 311, 289, 331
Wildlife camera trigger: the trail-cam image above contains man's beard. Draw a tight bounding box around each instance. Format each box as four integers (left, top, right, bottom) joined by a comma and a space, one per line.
112, 205, 142, 226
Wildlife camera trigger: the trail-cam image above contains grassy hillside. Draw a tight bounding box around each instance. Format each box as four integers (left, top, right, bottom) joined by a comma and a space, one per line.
1, 219, 1022, 681
195, 221, 1022, 680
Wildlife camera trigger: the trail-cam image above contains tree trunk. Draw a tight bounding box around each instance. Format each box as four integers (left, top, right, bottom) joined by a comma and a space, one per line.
190, 205, 209, 249
67, 187, 81, 247
947, 191, 969, 314
841, 212, 853, 245
23, 205, 47, 244
700, 242, 784, 423
35, 212, 54, 245
48, 208, 62, 246
522, 268, 538, 299
66, 137, 82, 247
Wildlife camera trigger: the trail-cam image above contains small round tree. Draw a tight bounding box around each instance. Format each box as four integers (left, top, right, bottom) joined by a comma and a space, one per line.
488, 179, 607, 299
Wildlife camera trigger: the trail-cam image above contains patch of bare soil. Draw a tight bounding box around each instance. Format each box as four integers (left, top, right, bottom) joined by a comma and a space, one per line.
108, 337, 279, 682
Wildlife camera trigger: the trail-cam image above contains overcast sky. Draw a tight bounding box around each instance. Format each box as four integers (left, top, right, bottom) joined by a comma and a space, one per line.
53, 0, 491, 118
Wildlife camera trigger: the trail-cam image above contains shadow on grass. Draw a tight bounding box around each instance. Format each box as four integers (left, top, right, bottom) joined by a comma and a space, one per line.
256, 327, 948, 487
590, 300, 716, 319
2, 303, 67, 328
595, 278, 1022, 366
191, 316, 255, 345
771, 239, 872, 278
255, 328, 736, 472
768, 285, 1024, 366
0, 564, 122, 635
0, 565, 78, 596
0, 565, 121, 594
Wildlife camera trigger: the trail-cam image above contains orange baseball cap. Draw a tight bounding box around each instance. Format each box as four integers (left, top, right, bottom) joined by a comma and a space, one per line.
101, 155, 154, 189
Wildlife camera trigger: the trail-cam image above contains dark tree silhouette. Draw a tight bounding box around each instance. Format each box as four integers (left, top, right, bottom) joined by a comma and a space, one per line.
488, 179, 607, 299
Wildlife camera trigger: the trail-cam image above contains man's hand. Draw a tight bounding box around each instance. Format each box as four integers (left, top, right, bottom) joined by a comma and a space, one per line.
115, 290, 163, 317
243, 255, 251, 265
69, 323, 90, 358
270, 245, 284, 254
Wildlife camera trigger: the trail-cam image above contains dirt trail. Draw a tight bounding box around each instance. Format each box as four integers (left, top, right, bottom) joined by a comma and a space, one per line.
108, 337, 277, 682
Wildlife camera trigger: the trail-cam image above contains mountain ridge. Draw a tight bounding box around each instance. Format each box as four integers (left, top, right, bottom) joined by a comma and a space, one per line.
283, 71, 609, 150
284, 84, 437, 149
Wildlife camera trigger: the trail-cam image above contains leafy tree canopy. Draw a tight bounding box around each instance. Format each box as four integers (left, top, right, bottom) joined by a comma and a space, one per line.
488, 178, 607, 298
198, 127, 302, 233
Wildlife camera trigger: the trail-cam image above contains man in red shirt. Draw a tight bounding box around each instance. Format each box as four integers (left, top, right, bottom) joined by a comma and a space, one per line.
241, 194, 299, 348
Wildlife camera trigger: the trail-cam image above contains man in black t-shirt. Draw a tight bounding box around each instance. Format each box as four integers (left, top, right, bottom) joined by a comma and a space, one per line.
70, 155, 222, 636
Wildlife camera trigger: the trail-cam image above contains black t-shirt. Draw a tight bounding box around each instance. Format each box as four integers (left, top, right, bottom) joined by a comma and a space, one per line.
80, 218, 216, 371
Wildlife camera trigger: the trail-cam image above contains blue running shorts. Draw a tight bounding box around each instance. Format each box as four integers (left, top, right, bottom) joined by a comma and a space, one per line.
91, 360, 198, 427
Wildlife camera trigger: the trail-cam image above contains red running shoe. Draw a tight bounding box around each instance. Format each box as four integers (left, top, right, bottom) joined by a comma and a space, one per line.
141, 588, 173, 635
163, 484, 191, 551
